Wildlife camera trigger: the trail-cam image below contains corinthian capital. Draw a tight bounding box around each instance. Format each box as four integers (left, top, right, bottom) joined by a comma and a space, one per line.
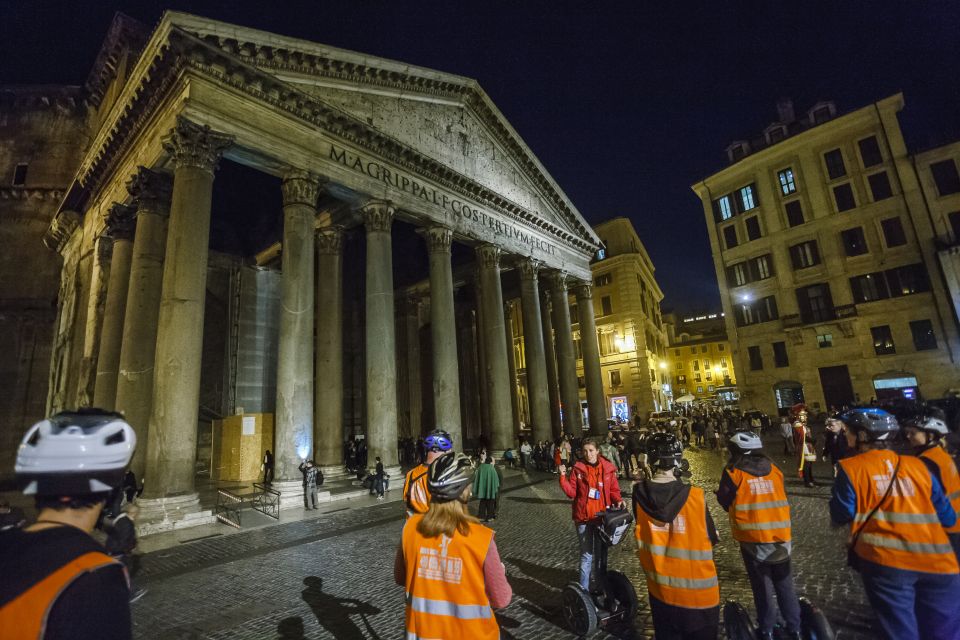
126, 167, 172, 213
572, 281, 593, 300
475, 244, 501, 270
104, 203, 137, 241
542, 270, 569, 293
359, 200, 395, 233
315, 225, 343, 255
518, 258, 542, 281
281, 169, 323, 208
422, 226, 453, 254
162, 117, 233, 174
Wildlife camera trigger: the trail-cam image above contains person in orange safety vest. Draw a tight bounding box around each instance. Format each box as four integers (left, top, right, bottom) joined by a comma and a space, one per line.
395, 452, 512, 640
716, 431, 801, 640
403, 429, 454, 517
0, 410, 136, 640
633, 431, 720, 640
830, 407, 959, 640
903, 408, 960, 563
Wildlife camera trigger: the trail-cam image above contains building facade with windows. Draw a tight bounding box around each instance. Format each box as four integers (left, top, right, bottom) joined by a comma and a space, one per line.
663, 312, 738, 403
692, 94, 960, 416
510, 217, 669, 427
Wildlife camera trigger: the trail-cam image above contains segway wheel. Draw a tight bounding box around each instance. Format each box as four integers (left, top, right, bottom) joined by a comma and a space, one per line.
562, 582, 598, 636
722, 600, 757, 640
604, 571, 638, 620
799, 597, 837, 640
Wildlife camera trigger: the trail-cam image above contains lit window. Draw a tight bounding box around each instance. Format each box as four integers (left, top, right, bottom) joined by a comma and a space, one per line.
739, 185, 757, 211
595, 249, 606, 260
817, 333, 833, 348
715, 195, 734, 221
778, 168, 797, 195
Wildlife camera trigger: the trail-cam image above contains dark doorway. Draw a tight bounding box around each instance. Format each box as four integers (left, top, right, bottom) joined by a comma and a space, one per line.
818, 365, 855, 411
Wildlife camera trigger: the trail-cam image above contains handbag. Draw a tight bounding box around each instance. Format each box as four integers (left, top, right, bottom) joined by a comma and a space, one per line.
847, 455, 901, 568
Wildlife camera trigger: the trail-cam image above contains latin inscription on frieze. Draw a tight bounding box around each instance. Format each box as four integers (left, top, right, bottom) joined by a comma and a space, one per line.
330, 144, 557, 256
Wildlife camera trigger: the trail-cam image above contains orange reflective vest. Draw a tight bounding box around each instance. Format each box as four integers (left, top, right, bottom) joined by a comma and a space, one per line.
404, 464, 431, 515
920, 446, 960, 535
0, 550, 121, 639
402, 515, 499, 640
635, 485, 719, 609
840, 450, 959, 574
726, 465, 792, 544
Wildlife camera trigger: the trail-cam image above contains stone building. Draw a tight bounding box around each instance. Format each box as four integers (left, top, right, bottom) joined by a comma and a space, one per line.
511, 217, 669, 427
692, 95, 960, 416
1, 12, 610, 524
664, 312, 738, 403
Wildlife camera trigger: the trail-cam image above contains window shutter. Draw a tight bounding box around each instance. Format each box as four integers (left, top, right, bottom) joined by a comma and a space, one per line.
749, 182, 759, 207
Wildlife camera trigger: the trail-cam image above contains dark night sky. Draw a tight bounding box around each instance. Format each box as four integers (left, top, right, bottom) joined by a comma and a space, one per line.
3, 1, 960, 312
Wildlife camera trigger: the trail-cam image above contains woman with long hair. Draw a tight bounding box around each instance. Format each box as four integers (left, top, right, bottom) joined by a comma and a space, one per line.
395, 452, 511, 639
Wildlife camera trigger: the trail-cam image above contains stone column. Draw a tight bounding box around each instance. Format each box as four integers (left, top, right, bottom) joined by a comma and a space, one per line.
539, 293, 563, 438
115, 168, 171, 478
519, 260, 553, 445
401, 297, 422, 439
362, 200, 400, 477
546, 272, 582, 433
315, 226, 345, 479
504, 300, 521, 435
273, 171, 320, 503
423, 226, 463, 451
575, 282, 607, 436
476, 244, 513, 455
473, 278, 492, 443
92, 203, 136, 409
141, 119, 231, 522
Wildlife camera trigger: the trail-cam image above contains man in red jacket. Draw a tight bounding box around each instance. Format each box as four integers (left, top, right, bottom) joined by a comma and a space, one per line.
559, 437, 624, 590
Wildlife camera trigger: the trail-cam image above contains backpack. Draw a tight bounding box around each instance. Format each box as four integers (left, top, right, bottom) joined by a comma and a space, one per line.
316, 468, 324, 487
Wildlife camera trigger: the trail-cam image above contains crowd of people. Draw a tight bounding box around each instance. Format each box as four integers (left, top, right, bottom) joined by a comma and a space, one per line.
4, 400, 959, 639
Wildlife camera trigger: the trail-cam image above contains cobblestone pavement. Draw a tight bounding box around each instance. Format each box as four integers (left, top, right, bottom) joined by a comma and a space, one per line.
133, 443, 876, 639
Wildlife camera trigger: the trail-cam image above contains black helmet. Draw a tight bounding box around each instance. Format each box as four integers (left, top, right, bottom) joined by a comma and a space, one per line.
427, 452, 474, 502
645, 432, 683, 469
839, 408, 899, 442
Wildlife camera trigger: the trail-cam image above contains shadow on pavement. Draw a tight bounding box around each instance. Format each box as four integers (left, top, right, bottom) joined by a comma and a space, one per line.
299, 576, 382, 640
505, 496, 570, 505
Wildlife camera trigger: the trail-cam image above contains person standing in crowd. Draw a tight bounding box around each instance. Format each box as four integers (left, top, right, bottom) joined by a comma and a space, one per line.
403, 429, 453, 517
599, 433, 623, 477
375, 456, 386, 501
558, 438, 624, 590
779, 415, 794, 455
634, 432, 720, 639
0, 410, 135, 639
473, 456, 501, 522
790, 404, 808, 456
830, 408, 960, 640
822, 416, 849, 477
519, 439, 532, 470
104, 504, 146, 603
903, 409, 960, 562
800, 432, 817, 488
299, 459, 320, 510
395, 452, 511, 639
717, 432, 801, 640
262, 449, 274, 485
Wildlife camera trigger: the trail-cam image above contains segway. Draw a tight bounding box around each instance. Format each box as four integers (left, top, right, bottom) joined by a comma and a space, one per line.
562, 507, 638, 636
723, 596, 836, 639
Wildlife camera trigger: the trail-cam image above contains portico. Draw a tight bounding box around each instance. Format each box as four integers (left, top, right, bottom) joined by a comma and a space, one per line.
42, 12, 603, 527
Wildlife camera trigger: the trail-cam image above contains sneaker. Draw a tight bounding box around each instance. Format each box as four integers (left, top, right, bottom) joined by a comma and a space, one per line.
129, 587, 148, 603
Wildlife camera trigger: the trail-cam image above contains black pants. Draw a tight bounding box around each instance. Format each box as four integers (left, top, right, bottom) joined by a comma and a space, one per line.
263, 465, 273, 484
479, 498, 497, 520
649, 595, 719, 640
520, 453, 527, 468
802, 462, 815, 485
740, 549, 801, 633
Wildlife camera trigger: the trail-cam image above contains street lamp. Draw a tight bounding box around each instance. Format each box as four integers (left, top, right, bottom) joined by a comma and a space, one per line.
659, 361, 667, 370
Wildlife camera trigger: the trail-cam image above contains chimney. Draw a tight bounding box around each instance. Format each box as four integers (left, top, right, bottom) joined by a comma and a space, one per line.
776, 98, 795, 124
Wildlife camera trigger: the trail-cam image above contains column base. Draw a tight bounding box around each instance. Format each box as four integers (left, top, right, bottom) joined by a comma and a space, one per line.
318, 464, 351, 482
383, 465, 402, 491
271, 479, 333, 509
136, 493, 213, 536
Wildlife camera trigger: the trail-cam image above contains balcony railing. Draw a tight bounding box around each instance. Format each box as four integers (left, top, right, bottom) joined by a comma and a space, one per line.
782, 305, 857, 329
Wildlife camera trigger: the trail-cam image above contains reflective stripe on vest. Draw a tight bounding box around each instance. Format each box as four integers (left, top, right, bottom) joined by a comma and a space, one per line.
840, 450, 959, 574
401, 515, 499, 640
920, 446, 960, 534
727, 465, 792, 544
407, 594, 493, 619
0, 550, 120, 640
635, 485, 720, 609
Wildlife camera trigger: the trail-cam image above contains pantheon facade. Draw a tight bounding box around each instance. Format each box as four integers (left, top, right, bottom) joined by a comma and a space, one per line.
3, 12, 610, 523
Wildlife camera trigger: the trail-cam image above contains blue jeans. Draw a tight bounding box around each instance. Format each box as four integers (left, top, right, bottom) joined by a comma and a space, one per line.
860, 568, 960, 640
740, 549, 801, 634
576, 523, 607, 590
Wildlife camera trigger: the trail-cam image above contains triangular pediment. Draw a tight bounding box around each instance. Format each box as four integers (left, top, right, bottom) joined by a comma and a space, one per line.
162, 12, 599, 248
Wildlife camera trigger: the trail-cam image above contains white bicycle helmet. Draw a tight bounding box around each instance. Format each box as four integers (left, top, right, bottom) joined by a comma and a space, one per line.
904, 414, 949, 437
427, 452, 474, 503
16, 409, 136, 496
729, 431, 763, 451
